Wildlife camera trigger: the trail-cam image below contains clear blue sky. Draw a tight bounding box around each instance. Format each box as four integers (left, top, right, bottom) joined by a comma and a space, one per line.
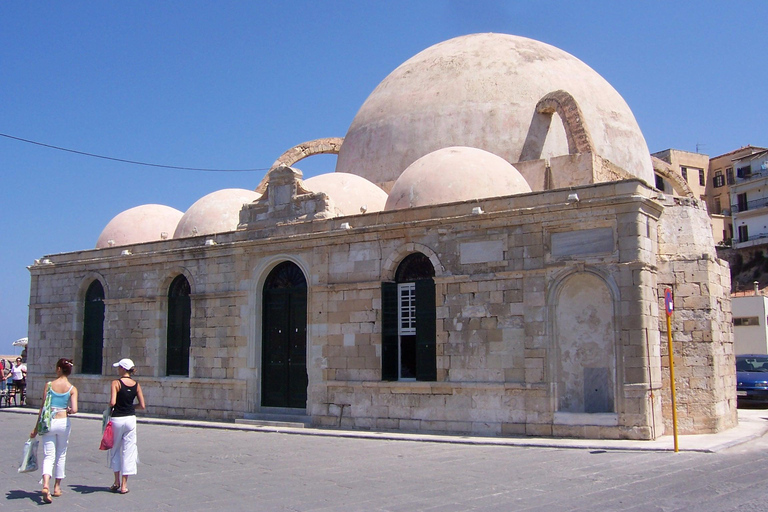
1, 1, 766, 353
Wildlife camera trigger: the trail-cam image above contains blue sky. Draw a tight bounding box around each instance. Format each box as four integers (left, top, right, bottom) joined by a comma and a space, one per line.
1, 1, 766, 353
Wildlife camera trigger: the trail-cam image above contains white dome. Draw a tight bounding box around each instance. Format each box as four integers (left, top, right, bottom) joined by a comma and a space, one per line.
96, 204, 183, 249
174, 188, 261, 238
336, 33, 653, 189
385, 146, 532, 210
302, 173, 387, 216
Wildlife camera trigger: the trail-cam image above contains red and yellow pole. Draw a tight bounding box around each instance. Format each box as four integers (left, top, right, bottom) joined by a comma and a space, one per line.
664, 287, 679, 453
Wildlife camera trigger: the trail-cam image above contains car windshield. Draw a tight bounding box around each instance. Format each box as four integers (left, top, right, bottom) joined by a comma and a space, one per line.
737, 357, 768, 372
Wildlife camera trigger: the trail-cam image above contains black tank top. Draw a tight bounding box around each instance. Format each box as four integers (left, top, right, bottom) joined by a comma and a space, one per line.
112, 379, 137, 417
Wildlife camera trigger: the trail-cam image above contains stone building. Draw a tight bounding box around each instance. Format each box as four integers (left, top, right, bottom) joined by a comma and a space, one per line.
27, 33, 736, 439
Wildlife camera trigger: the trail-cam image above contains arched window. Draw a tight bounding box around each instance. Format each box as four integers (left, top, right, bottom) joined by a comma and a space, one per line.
382, 253, 436, 381
167, 275, 191, 376
82, 280, 105, 375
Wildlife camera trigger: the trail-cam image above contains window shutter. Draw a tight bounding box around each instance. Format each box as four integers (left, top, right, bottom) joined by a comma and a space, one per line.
415, 278, 436, 381
381, 282, 398, 380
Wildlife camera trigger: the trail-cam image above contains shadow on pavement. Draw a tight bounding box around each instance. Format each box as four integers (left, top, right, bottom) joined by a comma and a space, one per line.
5, 489, 43, 504
69, 483, 112, 495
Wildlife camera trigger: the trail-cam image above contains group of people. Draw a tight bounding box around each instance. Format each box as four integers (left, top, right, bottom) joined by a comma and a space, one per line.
28, 357, 145, 503
2, 357, 28, 404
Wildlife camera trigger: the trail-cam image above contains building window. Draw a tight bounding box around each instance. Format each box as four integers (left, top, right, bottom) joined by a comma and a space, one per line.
655, 174, 666, 192
82, 280, 105, 375
167, 275, 191, 376
726, 167, 735, 185
734, 317, 760, 327
737, 166, 751, 178
712, 197, 721, 214
681, 167, 688, 182
382, 252, 436, 381
713, 171, 725, 188
699, 169, 705, 186
739, 225, 749, 243
738, 193, 748, 212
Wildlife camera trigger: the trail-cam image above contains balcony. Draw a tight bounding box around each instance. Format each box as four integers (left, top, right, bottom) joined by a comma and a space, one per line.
734, 231, 768, 248
731, 196, 768, 214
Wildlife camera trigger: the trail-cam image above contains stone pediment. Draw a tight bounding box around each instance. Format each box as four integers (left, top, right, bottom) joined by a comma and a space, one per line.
239, 166, 334, 229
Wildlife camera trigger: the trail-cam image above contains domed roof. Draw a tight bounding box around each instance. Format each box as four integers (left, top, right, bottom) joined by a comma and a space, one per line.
336, 33, 653, 188
96, 204, 184, 249
302, 172, 387, 216
384, 146, 532, 210
174, 188, 261, 239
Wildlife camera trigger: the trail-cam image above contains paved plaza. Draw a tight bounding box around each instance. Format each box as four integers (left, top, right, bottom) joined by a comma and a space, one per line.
3, 408, 768, 511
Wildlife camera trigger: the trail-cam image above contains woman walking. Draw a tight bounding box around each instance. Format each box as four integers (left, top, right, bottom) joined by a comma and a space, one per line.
108, 358, 145, 494
30, 358, 78, 503
11, 357, 27, 404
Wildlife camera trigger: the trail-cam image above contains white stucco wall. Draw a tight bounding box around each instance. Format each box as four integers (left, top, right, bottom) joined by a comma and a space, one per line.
733, 295, 768, 354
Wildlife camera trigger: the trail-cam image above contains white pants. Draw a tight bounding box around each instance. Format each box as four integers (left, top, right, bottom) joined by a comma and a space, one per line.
42, 417, 71, 479
109, 415, 138, 476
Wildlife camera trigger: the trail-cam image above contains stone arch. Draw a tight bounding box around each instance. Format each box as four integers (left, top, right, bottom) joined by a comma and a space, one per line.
381, 243, 446, 282
536, 90, 595, 155
651, 156, 695, 198
256, 137, 344, 193
548, 268, 620, 416
157, 267, 196, 296
76, 272, 108, 302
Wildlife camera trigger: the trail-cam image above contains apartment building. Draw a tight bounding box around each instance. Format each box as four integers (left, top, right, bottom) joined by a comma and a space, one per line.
707, 146, 768, 244
730, 148, 768, 249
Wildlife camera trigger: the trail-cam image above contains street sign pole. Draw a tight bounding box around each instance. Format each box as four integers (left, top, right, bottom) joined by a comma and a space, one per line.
665, 287, 679, 453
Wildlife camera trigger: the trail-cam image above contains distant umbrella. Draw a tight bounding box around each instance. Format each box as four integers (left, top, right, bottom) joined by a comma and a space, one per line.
12, 337, 28, 347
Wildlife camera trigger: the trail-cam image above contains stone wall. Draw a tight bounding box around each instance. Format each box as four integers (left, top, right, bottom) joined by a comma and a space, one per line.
656, 197, 737, 434
26, 179, 733, 439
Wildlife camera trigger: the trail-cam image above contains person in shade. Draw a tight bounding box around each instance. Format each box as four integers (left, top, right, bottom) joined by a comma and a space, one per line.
108, 358, 146, 494
11, 357, 27, 404
30, 358, 78, 503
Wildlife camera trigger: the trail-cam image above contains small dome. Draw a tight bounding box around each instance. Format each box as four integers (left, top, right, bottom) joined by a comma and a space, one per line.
302, 173, 387, 216
384, 146, 532, 210
96, 204, 184, 249
174, 188, 261, 238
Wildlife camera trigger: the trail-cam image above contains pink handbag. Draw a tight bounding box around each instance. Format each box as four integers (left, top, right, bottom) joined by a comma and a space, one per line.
99, 420, 114, 450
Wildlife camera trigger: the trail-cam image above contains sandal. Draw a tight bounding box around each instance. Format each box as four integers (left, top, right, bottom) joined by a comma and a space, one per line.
109, 484, 120, 493
52, 490, 62, 497
119, 488, 130, 494
42, 487, 52, 503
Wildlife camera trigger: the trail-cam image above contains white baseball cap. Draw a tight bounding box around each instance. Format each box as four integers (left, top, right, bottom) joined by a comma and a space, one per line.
112, 358, 135, 370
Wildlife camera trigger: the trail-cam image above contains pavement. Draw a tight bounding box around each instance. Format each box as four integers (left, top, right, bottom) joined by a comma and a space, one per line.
3, 406, 768, 511
3, 405, 768, 453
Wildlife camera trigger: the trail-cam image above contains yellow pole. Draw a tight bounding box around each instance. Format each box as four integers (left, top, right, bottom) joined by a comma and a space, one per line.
666, 308, 679, 452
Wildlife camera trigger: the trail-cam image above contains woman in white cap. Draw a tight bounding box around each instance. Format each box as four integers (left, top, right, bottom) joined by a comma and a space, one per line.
108, 358, 145, 494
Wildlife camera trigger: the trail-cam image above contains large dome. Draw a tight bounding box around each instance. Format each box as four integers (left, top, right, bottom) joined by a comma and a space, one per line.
303, 172, 387, 216
174, 188, 261, 238
336, 33, 653, 189
385, 146, 531, 210
96, 204, 183, 249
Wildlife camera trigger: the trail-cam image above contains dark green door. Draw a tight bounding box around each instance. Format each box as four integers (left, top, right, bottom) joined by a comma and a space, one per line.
262, 262, 308, 408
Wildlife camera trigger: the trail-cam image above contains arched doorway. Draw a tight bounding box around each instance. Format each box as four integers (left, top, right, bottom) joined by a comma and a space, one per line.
261, 261, 308, 408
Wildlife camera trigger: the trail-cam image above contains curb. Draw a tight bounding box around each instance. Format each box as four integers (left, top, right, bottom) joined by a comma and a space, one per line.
3, 406, 765, 453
